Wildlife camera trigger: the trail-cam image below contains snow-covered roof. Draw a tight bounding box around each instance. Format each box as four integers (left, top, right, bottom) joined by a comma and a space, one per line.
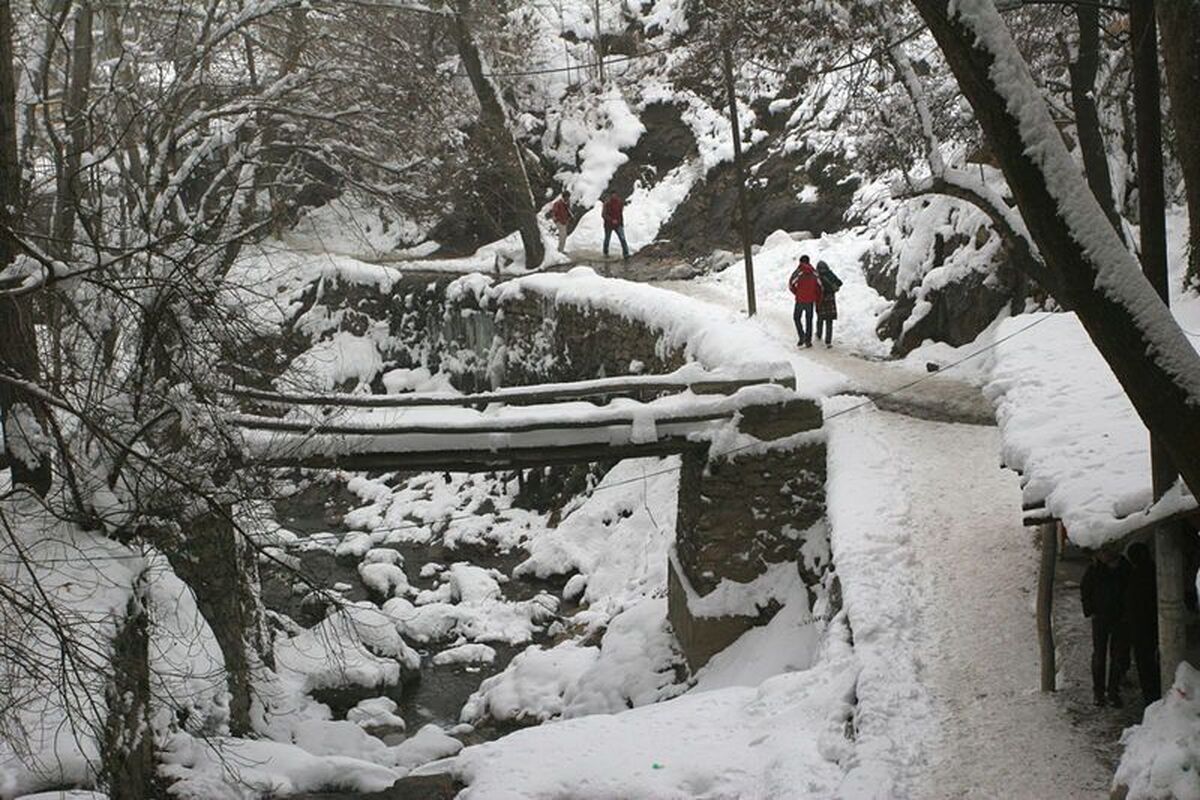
986, 311, 1199, 548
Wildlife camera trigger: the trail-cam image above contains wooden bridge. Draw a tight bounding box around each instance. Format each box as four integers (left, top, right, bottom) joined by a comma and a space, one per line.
230, 363, 815, 473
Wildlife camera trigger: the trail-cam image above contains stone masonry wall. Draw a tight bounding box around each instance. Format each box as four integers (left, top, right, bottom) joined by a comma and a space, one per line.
286, 273, 683, 391
669, 397, 829, 671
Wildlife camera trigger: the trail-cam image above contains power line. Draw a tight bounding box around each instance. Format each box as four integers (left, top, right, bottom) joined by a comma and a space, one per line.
478, 40, 685, 79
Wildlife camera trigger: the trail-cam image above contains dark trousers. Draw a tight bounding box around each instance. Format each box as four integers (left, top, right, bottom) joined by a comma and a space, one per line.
1131, 633, 1162, 704
603, 223, 629, 258
1091, 616, 1129, 700
793, 302, 815, 344
816, 316, 834, 345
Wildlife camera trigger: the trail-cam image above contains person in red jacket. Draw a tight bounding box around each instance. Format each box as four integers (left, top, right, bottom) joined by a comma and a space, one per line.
547, 192, 572, 253
602, 191, 630, 261
788, 255, 823, 347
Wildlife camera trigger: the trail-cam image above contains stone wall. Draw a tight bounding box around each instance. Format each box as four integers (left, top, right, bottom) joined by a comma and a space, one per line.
290, 272, 686, 391
492, 292, 686, 386
669, 398, 829, 671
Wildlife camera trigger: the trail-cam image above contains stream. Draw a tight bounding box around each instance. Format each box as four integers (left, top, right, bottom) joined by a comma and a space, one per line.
262, 472, 575, 745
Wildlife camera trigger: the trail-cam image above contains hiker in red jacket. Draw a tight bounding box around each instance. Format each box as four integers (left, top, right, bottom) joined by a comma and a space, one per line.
547, 192, 572, 253
788, 255, 823, 348
602, 191, 630, 261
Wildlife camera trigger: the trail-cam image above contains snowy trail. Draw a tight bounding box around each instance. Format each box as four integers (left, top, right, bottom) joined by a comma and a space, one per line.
656, 277, 1111, 797
653, 279, 995, 424
873, 413, 1110, 799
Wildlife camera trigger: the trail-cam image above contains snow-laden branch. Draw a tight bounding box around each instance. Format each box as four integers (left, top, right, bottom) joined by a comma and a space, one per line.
944, 0, 1200, 399
901, 166, 1057, 294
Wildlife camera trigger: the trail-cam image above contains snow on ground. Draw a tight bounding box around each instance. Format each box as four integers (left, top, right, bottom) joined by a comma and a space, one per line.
826, 399, 1111, 798
283, 194, 435, 260
440, 612, 858, 800
985, 209, 1200, 548
689, 228, 892, 359
656, 237, 996, 423
1116, 663, 1200, 799
0, 501, 142, 796
458, 458, 687, 725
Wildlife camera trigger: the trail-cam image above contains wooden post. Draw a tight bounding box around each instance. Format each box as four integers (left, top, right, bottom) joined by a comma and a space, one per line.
1036, 522, 1058, 692
722, 40, 757, 317
1131, 0, 1187, 691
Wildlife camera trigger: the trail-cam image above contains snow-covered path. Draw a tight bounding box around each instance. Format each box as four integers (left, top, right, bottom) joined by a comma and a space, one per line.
653, 279, 995, 425
858, 412, 1110, 798
657, 275, 1112, 797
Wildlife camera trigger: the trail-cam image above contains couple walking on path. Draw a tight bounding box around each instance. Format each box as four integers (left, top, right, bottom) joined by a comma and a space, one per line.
788, 254, 842, 348
547, 191, 630, 261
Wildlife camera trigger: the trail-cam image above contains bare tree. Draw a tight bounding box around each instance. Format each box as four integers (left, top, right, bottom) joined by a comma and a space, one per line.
1158, 1, 1200, 288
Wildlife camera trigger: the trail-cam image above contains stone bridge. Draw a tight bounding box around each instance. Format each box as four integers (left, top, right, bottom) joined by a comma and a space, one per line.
242, 269, 830, 669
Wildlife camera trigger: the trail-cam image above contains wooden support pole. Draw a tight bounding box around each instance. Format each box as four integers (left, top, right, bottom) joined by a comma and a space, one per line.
1037, 522, 1058, 692
1131, 0, 1188, 691
722, 41, 757, 317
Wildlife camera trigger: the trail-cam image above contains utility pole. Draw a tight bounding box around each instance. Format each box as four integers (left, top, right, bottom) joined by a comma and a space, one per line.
1131, 0, 1186, 694
593, 0, 604, 85
722, 38, 757, 316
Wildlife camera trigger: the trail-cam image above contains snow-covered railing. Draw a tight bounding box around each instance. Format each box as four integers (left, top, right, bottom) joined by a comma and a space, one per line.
987, 312, 1199, 548
224, 362, 795, 410
235, 382, 810, 472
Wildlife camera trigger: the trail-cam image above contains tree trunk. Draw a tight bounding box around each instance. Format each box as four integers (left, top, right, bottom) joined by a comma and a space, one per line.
451, 1, 545, 269
1069, 4, 1125, 242
1158, 0, 1200, 290
0, 0, 52, 496
908, 0, 1200, 507
164, 510, 274, 737
1132, 0, 1191, 691
50, 2, 94, 259
1157, 522, 1189, 692
723, 43, 757, 316
101, 576, 166, 799
45, 3, 93, 393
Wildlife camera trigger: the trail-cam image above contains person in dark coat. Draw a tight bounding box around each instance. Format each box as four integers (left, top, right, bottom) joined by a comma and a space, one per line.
815, 260, 843, 348
602, 192, 630, 261
1081, 549, 1132, 706
1124, 542, 1162, 706
788, 255, 823, 348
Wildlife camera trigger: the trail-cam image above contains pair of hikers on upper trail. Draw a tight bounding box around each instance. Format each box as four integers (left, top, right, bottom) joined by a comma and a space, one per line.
788, 254, 842, 348
546, 191, 630, 261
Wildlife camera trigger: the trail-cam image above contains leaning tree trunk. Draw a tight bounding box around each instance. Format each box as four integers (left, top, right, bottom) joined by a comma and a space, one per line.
0, 0, 51, 496
908, 0, 1200, 503
1069, 4, 1125, 243
451, 0, 545, 269
163, 509, 274, 737
1158, 0, 1200, 290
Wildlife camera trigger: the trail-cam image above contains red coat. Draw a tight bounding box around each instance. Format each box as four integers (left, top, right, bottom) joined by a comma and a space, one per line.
602, 195, 624, 226
550, 197, 571, 224
789, 263, 823, 303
